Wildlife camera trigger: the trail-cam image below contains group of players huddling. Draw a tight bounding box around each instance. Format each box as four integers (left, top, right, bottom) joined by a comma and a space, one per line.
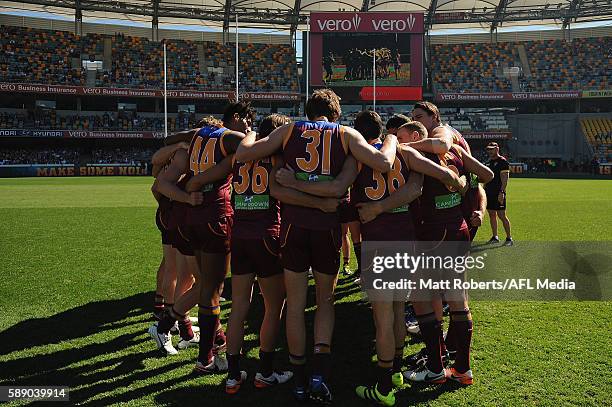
149, 90, 513, 406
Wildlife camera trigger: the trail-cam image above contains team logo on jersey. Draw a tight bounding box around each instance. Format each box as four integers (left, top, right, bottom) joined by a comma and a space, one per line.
235, 194, 269, 210
309, 174, 319, 182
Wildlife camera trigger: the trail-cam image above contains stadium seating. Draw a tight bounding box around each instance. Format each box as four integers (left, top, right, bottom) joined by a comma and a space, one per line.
580, 117, 612, 160
0, 146, 154, 165
0, 110, 199, 132
431, 37, 611, 92
0, 25, 299, 92
431, 42, 516, 92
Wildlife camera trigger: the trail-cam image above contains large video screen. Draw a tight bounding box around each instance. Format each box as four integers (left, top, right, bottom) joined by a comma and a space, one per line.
321, 32, 411, 87
308, 12, 424, 101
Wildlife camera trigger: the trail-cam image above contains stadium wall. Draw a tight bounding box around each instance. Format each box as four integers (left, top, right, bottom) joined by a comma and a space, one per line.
0, 14, 291, 44
506, 113, 593, 160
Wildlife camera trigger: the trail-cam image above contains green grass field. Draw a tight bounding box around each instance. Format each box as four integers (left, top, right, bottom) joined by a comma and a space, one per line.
0, 177, 610, 406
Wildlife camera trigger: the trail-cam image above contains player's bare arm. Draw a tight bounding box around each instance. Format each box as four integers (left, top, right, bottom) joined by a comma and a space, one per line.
356, 170, 423, 223
275, 155, 358, 198
235, 124, 289, 162
471, 185, 487, 227
154, 149, 203, 206
151, 142, 189, 167
185, 155, 234, 193
405, 125, 452, 154
457, 145, 495, 183
221, 130, 247, 155
347, 127, 396, 173
163, 129, 197, 146
499, 169, 510, 204
269, 156, 339, 213
399, 144, 467, 192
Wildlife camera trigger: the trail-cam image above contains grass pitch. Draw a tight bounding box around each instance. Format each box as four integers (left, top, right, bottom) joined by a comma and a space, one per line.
0, 177, 610, 406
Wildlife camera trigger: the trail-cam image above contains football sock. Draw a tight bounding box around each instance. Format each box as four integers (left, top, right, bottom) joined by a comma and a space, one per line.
227, 353, 241, 380
198, 305, 220, 364
376, 362, 393, 395
154, 293, 164, 315
312, 343, 332, 381
450, 309, 473, 373
439, 319, 447, 355
177, 312, 194, 341
416, 312, 443, 373
157, 307, 178, 335
289, 353, 306, 387
393, 347, 403, 373
259, 350, 276, 378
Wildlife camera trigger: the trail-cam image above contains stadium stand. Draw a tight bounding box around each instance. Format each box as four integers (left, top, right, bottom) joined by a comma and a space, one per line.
0, 110, 199, 132
0, 25, 299, 92
0, 146, 154, 165
581, 117, 612, 160
431, 37, 611, 92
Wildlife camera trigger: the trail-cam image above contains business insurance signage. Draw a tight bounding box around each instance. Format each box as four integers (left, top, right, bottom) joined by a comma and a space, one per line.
0, 83, 300, 101
435, 91, 582, 102
0, 129, 165, 139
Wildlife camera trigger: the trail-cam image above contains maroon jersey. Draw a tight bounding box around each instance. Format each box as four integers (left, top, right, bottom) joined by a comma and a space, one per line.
282, 120, 349, 230
231, 156, 281, 239
185, 126, 233, 222
351, 142, 414, 240
419, 146, 467, 228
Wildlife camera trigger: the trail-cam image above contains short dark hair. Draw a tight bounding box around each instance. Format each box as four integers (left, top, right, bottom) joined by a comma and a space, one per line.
413, 101, 440, 124
386, 114, 410, 131
354, 110, 383, 141
258, 114, 291, 139
398, 120, 428, 139
305, 89, 341, 122
222, 100, 256, 125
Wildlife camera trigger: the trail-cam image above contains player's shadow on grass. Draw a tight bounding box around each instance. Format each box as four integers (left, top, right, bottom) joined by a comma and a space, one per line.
0, 292, 151, 357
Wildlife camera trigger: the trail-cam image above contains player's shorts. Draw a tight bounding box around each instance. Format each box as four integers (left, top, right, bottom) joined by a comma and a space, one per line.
180, 216, 232, 255
486, 190, 506, 210
416, 219, 470, 243
166, 206, 194, 256
155, 207, 172, 245
338, 201, 359, 224
361, 213, 415, 242
280, 223, 341, 275
231, 235, 283, 278
411, 222, 470, 303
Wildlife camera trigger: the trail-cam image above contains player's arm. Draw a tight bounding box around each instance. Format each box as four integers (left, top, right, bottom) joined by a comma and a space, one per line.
275, 156, 358, 198
470, 184, 487, 227
356, 171, 423, 224
221, 130, 247, 155
399, 145, 467, 193
154, 149, 203, 206
269, 156, 339, 213
151, 142, 189, 167
457, 145, 494, 183
185, 155, 234, 193
406, 126, 452, 154
164, 129, 197, 146
151, 176, 163, 202
346, 127, 397, 173
235, 125, 288, 162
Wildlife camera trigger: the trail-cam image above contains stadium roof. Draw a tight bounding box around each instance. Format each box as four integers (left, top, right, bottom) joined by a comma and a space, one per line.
2, 0, 611, 32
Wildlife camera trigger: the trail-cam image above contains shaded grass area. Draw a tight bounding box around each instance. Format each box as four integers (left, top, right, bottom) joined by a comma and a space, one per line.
0, 177, 610, 406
